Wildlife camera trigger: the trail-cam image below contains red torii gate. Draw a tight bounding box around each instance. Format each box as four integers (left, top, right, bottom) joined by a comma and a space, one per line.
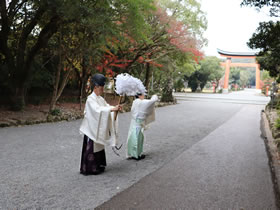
217, 49, 261, 93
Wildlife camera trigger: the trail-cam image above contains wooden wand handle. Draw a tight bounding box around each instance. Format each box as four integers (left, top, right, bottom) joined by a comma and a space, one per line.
114, 95, 122, 121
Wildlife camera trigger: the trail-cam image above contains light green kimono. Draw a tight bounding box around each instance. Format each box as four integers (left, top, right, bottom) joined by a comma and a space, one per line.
127, 118, 145, 158
126, 95, 158, 158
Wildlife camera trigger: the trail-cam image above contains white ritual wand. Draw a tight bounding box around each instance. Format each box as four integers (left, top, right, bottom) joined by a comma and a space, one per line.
114, 73, 146, 120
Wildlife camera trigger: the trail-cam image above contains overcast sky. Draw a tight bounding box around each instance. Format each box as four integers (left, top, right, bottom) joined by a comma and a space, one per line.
200, 0, 276, 57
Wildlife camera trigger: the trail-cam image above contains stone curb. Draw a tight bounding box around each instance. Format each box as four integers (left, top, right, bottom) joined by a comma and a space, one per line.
261, 111, 280, 208
0, 101, 177, 128
0, 112, 84, 128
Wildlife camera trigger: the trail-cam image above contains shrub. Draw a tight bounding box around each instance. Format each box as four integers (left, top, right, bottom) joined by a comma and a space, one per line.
50, 108, 61, 116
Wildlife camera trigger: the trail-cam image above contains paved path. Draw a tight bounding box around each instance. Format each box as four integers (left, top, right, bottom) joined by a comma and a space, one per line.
97, 104, 276, 209
97, 90, 278, 209
174, 88, 269, 105
0, 89, 277, 209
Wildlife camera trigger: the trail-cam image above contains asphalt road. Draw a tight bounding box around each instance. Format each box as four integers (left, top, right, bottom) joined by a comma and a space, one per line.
0, 89, 276, 209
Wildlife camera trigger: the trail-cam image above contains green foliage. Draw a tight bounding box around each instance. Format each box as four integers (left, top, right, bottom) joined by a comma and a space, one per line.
239, 70, 250, 87
261, 70, 272, 81
187, 73, 199, 92
161, 81, 174, 102
174, 79, 185, 92
248, 21, 280, 80
229, 68, 241, 85
268, 95, 280, 109
241, 0, 280, 17
275, 113, 280, 130
159, 0, 207, 45
229, 67, 256, 88
201, 56, 224, 84
28, 96, 44, 105
185, 56, 223, 92
125, 0, 207, 94
50, 108, 61, 116
114, 0, 155, 40
242, 0, 280, 82
248, 70, 256, 86
0, 0, 155, 108
0, 0, 208, 109
30, 63, 53, 90
10, 98, 25, 111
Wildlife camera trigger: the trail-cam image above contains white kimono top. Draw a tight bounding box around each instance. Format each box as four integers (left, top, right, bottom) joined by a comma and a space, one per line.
131, 95, 158, 127
79, 92, 119, 148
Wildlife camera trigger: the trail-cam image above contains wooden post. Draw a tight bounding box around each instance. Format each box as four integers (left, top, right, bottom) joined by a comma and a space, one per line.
223, 57, 231, 93
256, 64, 261, 92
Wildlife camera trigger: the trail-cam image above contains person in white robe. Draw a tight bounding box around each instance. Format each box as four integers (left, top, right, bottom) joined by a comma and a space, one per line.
79, 73, 121, 175
126, 94, 158, 160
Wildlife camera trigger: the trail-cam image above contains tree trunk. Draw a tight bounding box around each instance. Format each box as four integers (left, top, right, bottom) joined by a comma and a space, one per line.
11, 84, 26, 111
79, 58, 90, 110
49, 61, 61, 112
144, 62, 151, 92
79, 80, 85, 111
79, 73, 89, 111
49, 64, 73, 113
49, 64, 72, 112
161, 77, 174, 102
49, 33, 62, 112
214, 79, 219, 93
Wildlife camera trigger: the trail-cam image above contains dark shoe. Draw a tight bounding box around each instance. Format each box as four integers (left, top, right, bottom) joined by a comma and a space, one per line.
91, 168, 105, 175
139, 154, 145, 160
80, 168, 105, 175
131, 156, 139, 160
132, 155, 146, 161
98, 166, 105, 172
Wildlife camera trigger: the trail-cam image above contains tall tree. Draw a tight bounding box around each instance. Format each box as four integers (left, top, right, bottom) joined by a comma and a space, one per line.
0, 0, 77, 110
0, 0, 155, 110
204, 56, 224, 92
185, 56, 222, 92
106, 0, 207, 95
152, 0, 207, 98
240, 70, 250, 88
229, 68, 241, 86
248, 21, 280, 79
241, 0, 280, 80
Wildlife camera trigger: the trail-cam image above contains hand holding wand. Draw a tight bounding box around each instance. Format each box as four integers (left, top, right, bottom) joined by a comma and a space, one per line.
114, 96, 123, 121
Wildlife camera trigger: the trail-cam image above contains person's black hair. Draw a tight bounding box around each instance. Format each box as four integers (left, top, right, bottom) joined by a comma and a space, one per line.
91, 73, 106, 89
135, 93, 143, 98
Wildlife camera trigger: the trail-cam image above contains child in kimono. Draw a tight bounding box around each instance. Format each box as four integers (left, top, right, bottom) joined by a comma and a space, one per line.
126, 94, 158, 160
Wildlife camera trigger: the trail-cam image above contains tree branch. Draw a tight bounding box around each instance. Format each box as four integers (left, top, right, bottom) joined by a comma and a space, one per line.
16, 7, 46, 69
0, 0, 9, 53
8, 0, 27, 18
23, 15, 61, 82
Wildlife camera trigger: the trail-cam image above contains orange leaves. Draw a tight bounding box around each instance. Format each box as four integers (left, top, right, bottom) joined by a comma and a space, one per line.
137, 56, 163, 67
96, 35, 164, 75
96, 50, 163, 76
95, 52, 131, 76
